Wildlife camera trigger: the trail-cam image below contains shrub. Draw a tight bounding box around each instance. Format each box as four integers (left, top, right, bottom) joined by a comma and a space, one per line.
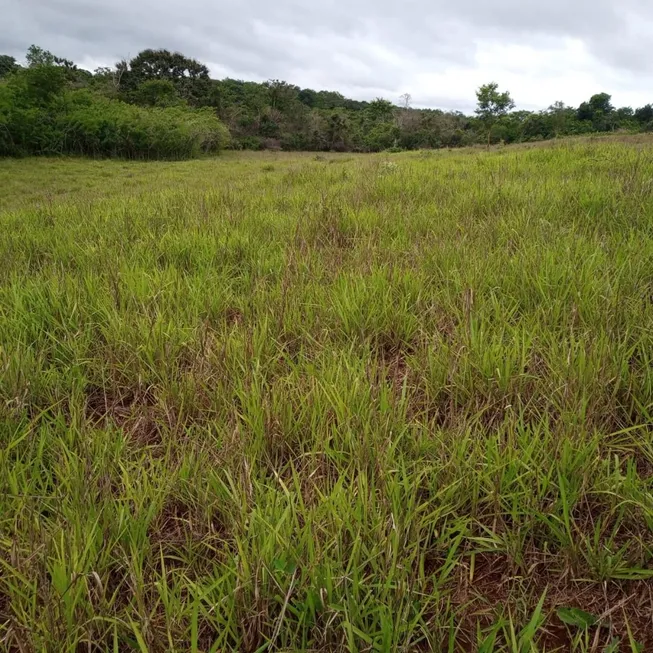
236, 136, 264, 150
0, 68, 230, 159
58, 93, 230, 159
364, 123, 400, 152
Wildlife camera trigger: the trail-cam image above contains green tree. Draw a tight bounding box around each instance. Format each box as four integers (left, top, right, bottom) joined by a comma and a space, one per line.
298, 88, 318, 108
120, 49, 210, 104
364, 122, 399, 151
635, 104, 653, 128
547, 101, 575, 137
326, 110, 350, 151
615, 106, 636, 131
588, 92, 613, 115
616, 106, 634, 120
8, 64, 68, 106
131, 79, 181, 107
0, 55, 19, 78
26, 44, 55, 67
258, 108, 281, 138
366, 98, 395, 123
577, 93, 614, 130
475, 82, 515, 147
521, 112, 553, 141
314, 90, 348, 109
26, 44, 75, 70
264, 79, 299, 111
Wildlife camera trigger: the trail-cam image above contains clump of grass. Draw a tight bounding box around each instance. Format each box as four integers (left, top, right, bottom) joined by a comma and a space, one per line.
1, 136, 652, 651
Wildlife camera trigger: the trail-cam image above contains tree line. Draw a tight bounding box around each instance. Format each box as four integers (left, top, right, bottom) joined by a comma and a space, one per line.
0, 47, 229, 159
2, 45, 653, 159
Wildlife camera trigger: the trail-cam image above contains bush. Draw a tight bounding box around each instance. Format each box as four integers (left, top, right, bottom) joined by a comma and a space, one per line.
236, 136, 264, 150
0, 68, 230, 159
363, 123, 400, 151
58, 93, 230, 159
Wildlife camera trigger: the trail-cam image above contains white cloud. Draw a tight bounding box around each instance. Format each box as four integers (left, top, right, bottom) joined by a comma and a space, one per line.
2, 0, 653, 111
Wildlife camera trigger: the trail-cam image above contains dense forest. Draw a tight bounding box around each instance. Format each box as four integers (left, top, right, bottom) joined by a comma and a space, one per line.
2, 45, 653, 158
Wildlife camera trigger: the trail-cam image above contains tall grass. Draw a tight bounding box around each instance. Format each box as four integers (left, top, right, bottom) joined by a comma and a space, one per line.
0, 139, 652, 651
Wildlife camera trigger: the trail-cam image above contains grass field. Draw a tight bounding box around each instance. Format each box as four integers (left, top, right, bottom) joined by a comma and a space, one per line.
1, 139, 652, 651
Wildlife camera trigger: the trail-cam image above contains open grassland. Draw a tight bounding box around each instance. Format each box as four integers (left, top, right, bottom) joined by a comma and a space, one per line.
1, 140, 653, 651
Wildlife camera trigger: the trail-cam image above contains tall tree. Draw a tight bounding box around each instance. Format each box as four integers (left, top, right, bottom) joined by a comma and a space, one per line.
547, 101, 573, 137
326, 110, 350, 151
366, 98, 395, 123
475, 82, 515, 147
577, 93, 614, 130
120, 49, 210, 104
7, 64, 68, 106
298, 88, 318, 108
264, 79, 300, 111
26, 44, 75, 70
635, 104, 653, 127
0, 55, 19, 78
26, 44, 55, 67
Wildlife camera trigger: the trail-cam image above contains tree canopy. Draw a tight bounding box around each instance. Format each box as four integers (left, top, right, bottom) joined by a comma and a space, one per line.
0, 55, 19, 78
475, 82, 515, 146
2, 45, 653, 157
118, 49, 210, 103
0, 47, 229, 159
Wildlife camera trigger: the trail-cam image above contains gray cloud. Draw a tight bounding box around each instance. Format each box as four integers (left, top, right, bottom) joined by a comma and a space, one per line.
2, 0, 653, 111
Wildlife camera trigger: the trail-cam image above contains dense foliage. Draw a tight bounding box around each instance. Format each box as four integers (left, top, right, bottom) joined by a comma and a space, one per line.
3, 44, 653, 155
0, 49, 229, 159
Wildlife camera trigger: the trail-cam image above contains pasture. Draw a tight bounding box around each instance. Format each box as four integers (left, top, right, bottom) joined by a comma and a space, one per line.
1, 140, 652, 650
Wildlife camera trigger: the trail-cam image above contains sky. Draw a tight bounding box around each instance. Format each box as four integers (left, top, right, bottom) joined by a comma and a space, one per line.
2, 0, 653, 112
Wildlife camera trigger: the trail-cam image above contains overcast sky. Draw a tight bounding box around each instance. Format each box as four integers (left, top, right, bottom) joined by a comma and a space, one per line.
3, 0, 653, 112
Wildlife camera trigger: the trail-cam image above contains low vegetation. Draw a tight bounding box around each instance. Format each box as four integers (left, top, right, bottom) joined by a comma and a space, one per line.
1, 137, 652, 650
3, 45, 653, 158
